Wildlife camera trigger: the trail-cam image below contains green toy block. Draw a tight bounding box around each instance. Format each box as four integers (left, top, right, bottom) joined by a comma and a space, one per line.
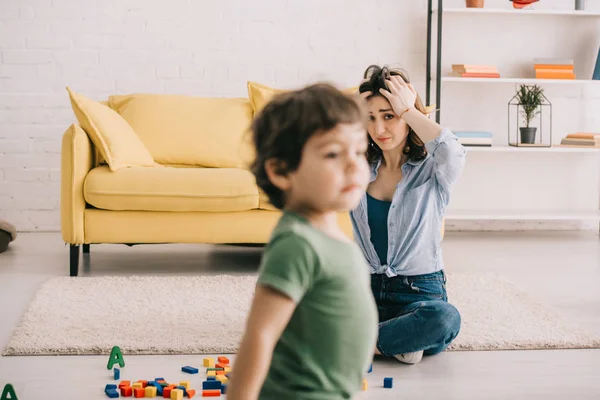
1, 384, 17, 400
107, 345, 125, 370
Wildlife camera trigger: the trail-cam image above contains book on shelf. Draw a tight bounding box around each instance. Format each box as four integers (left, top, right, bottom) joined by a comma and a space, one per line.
453, 131, 493, 146
451, 64, 500, 78
560, 133, 600, 147
533, 59, 575, 80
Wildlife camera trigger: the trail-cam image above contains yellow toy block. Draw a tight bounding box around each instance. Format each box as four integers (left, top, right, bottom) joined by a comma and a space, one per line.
203, 357, 215, 367
171, 388, 184, 400
207, 371, 216, 377
224, 366, 232, 373
132, 382, 143, 389
145, 386, 157, 397
216, 375, 229, 384
362, 378, 368, 391
179, 381, 190, 389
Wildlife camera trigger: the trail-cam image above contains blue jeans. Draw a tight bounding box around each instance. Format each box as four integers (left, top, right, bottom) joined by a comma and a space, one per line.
371, 270, 461, 357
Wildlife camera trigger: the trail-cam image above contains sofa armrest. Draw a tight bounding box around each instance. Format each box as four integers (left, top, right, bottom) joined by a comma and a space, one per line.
61, 124, 94, 244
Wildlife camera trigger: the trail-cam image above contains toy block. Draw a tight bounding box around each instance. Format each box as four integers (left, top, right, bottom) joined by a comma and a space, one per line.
119, 381, 132, 389
121, 386, 133, 397
114, 368, 121, 380
158, 382, 169, 388
138, 381, 148, 388
171, 389, 184, 400
179, 381, 190, 390
105, 389, 119, 398
223, 367, 231, 374
107, 345, 125, 370
202, 380, 221, 390
205, 368, 223, 372
186, 389, 196, 398
206, 371, 216, 377
155, 378, 165, 382
362, 378, 368, 391
216, 370, 226, 376
134, 387, 146, 398
217, 356, 229, 364
203, 358, 214, 368
215, 375, 227, 383
367, 363, 373, 373
147, 382, 163, 396
132, 383, 143, 389
145, 386, 157, 397
106, 384, 118, 391
220, 384, 227, 395
215, 363, 228, 369
383, 377, 393, 389
201, 390, 220, 397
206, 376, 216, 381
182, 366, 198, 374
1, 384, 17, 400
162, 387, 173, 398
176, 386, 188, 397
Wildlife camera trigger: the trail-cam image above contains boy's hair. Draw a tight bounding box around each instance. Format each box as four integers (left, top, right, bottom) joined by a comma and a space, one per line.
359, 64, 428, 165
250, 83, 367, 210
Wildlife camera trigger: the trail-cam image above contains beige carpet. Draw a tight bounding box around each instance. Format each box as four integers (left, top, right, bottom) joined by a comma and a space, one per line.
4, 273, 600, 356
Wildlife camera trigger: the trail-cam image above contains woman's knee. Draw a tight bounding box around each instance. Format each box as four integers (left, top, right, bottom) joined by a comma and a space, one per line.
426, 301, 461, 338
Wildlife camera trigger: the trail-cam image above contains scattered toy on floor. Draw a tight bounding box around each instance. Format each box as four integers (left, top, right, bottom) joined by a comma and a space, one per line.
384, 377, 393, 389
107, 345, 125, 370
367, 363, 373, 373
362, 378, 368, 391
1, 384, 18, 400
114, 368, 120, 380
182, 366, 199, 374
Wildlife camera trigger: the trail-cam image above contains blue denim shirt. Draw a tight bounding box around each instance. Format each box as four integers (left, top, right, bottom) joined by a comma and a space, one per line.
350, 128, 466, 277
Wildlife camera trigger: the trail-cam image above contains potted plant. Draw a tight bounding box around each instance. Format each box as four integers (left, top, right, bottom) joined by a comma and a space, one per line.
515, 84, 543, 144
466, 0, 484, 7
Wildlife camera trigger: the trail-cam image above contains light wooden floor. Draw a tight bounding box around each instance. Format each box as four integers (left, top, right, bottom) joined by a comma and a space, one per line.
1, 231, 599, 399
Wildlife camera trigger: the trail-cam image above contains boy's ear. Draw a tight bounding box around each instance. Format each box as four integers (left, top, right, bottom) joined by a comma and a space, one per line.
265, 158, 292, 191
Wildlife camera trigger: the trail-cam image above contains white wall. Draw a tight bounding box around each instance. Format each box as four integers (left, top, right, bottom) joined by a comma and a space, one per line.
0, 0, 599, 231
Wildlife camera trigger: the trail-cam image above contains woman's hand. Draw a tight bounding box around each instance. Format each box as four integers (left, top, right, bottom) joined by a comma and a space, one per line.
379, 76, 417, 119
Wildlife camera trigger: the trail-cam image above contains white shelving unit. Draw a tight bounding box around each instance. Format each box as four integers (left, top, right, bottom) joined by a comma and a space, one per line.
427, 1, 600, 231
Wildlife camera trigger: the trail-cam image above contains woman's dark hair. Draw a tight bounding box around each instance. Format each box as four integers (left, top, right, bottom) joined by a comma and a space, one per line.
250, 83, 367, 210
359, 65, 428, 165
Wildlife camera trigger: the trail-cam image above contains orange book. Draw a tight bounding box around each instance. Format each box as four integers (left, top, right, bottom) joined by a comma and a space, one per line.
534, 64, 573, 70
536, 71, 575, 79
461, 72, 501, 78
452, 64, 497, 71
566, 133, 600, 140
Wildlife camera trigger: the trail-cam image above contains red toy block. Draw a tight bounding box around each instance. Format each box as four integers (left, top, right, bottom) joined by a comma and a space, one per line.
137, 380, 148, 388
216, 371, 225, 376
202, 389, 221, 397
187, 389, 196, 398
163, 386, 175, 398
133, 387, 145, 398
119, 380, 131, 389
215, 363, 228, 369
217, 356, 229, 364
121, 386, 133, 397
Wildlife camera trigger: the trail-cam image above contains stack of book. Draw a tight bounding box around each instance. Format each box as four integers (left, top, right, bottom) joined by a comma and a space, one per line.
534, 58, 575, 80
451, 64, 500, 78
560, 133, 600, 147
454, 131, 493, 147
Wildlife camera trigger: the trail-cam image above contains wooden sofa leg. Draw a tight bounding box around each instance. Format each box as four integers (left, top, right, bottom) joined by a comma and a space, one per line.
83, 244, 90, 254
70, 245, 80, 277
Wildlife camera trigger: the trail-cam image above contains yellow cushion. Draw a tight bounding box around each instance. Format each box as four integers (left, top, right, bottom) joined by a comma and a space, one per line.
66, 87, 155, 172
247, 81, 358, 115
108, 94, 254, 168
84, 166, 259, 212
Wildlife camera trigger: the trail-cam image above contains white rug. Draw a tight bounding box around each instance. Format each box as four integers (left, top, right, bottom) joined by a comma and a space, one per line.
4, 273, 600, 356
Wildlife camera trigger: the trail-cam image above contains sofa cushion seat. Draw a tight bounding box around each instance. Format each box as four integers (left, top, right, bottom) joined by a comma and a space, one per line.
84, 166, 259, 212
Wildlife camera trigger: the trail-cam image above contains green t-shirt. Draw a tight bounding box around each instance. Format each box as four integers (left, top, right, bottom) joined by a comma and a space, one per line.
257, 211, 378, 400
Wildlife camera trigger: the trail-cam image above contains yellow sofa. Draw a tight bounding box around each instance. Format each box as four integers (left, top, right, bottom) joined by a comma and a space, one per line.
61, 82, 355, 276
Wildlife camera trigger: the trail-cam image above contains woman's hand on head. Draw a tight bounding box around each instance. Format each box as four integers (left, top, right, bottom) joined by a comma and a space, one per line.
379, 76, 417, 118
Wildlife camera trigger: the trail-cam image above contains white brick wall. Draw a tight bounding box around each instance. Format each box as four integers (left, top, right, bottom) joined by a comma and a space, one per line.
0, 0, 429, 231
1, 0, 599, 232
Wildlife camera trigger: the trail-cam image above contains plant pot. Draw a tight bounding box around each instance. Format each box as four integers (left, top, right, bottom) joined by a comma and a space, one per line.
520, 127, 537, 144
466, 0, 484, 7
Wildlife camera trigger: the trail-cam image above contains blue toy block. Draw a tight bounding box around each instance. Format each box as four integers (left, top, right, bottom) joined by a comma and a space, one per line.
367, 363, 373, 373
154, 377, 165, 381
181, 366, 199, 374
147, 381, 163, 396
383, 377, 393, 389
207, 376, 216, 381
202, 380, 222, 390
113, 368, 120, 380
105, 384, 117, 391
221, 384, 228, 394
104, 385, 119, 398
